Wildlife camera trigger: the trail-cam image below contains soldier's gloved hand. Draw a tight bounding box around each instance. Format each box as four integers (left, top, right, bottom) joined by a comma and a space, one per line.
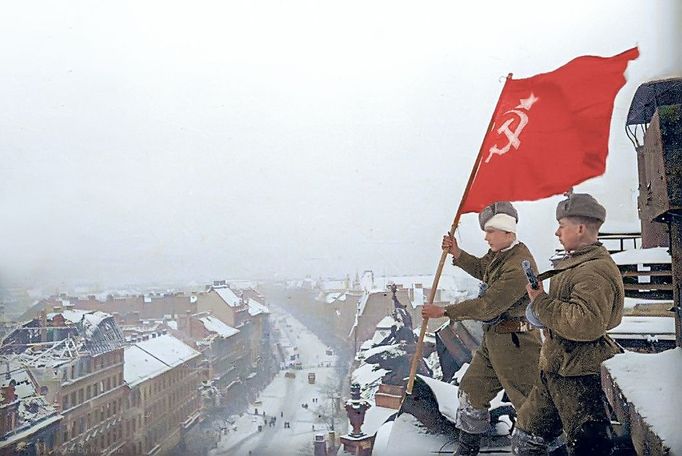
442, 234, 461, 259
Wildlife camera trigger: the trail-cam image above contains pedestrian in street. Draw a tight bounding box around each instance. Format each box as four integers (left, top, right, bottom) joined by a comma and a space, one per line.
512, 193, 624, 455
421, 201, 542, 456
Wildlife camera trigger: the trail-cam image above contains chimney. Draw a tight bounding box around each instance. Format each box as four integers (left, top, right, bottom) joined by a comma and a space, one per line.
1, 383, 16, 405
313, 434, 328, 456
40, 310, 48, 343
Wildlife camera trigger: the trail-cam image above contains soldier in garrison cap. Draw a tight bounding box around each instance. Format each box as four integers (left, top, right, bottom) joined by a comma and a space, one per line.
422, 201, 541, 456
512, 193, 624, 456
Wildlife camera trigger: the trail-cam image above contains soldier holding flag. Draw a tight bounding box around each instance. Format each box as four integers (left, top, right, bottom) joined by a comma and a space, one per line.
422, 201, 541, 455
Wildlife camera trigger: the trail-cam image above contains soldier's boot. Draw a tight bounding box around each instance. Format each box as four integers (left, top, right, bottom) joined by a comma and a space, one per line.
571, 421, 613, 456
511, 428, 548, 456
547, 434, 568, 456
453, 431, 481, 456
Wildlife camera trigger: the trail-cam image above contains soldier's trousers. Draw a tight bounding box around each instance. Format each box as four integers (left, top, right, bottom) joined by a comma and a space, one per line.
456, 328, 541, 434
516, 370, 613, 452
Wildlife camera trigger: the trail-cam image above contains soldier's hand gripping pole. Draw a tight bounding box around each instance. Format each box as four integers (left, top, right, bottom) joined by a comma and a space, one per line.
404, 74, 513, 397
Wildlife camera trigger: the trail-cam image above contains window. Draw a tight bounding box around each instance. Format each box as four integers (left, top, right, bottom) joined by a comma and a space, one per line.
78, 389, 84, 403
70, 392, 76, 406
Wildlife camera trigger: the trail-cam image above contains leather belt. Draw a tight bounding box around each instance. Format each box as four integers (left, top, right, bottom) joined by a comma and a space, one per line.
493, 318, 534, 334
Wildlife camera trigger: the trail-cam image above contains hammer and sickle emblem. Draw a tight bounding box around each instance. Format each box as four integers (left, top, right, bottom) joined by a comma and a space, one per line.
485, 93, 538, 163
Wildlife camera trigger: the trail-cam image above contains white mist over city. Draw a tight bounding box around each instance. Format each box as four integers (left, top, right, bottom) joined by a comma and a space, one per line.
0, 1, 680, 456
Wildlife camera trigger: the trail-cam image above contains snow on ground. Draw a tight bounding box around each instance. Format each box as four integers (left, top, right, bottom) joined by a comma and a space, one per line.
603, 348, 682, 454
372, 413, 456, 456
210, 304, 342, 456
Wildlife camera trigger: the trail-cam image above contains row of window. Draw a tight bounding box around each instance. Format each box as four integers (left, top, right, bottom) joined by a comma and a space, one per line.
61, 397, 123, 445
65, 349, 124, 381
61, 372, 123, 410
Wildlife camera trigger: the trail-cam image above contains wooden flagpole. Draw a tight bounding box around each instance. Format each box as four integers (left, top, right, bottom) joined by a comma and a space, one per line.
405, 73, 513, 395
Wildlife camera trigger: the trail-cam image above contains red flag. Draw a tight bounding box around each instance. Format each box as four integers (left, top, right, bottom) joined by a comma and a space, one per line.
460, 47, 639, 213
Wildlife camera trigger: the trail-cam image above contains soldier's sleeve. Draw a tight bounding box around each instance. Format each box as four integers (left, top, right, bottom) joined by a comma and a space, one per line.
444, 262, 526, 321
452, 250, 493, 281
531, 274, 616, 341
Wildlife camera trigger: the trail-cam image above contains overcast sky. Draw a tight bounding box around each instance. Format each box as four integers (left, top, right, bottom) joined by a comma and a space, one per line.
0, 1, 679, 290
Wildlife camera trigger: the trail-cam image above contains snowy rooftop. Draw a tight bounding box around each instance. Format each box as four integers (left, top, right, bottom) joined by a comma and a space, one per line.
351, 363, 389, 394
213, 286, 241, 307
603, 348, 682, 453
198, 315, 239, 338
610, 247, 671, 265
124, 334, 201, 387
247, 298, 270, 316
0, 359, 61, 449
376, 316, 396, 329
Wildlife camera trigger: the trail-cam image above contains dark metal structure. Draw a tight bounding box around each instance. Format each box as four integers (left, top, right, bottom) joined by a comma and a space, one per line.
626, 78, 682, 346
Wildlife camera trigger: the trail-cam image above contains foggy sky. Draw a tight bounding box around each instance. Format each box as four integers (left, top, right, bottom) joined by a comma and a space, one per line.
0, 1, 679, 289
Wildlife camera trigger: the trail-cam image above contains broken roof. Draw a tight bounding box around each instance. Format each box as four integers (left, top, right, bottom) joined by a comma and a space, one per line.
0, 359, 62, 450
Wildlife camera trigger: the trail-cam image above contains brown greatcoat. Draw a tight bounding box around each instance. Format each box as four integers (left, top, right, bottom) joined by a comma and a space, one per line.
443, 242, 542, 414
516, 243, 625, 444
532, 243, 624, 376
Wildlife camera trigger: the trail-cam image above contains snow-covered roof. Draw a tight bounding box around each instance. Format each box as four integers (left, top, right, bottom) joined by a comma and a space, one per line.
376, 316, 396, 329
0, 359, 62, 448
351, 363, 388, 390
362, 344, 404, 359
1, 359, 36, 399
198, 316, 239, 338
247, 298, 270, 316
213, 286, 241, 307
603, 348, 682, 452
124, 346, 169, 387
124, 334, 201, 387
610, 247, 671, 265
